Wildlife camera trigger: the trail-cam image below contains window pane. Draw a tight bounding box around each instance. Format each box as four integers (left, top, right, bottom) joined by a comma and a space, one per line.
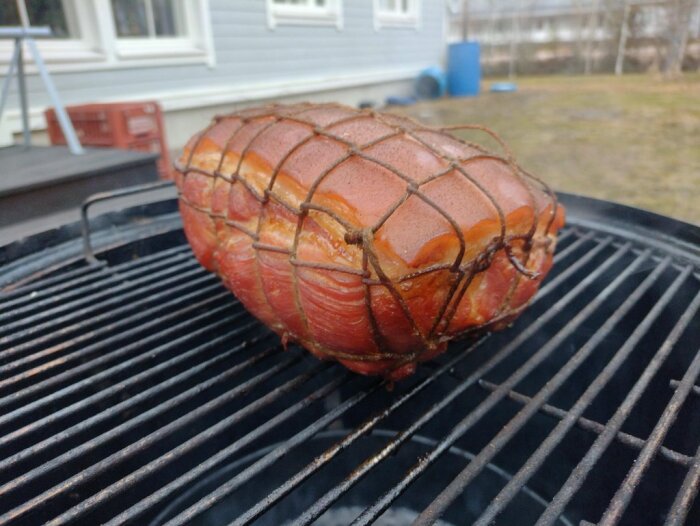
153, 0, 179, 36
0, 3, 21, 26
379, 0, 396, 11
0, 0, 71, 38
401, 0, 409, 13
29, 0, 71, 36
112, 0, 148, 37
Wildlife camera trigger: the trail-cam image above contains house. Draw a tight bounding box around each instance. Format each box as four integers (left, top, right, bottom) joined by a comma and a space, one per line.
0, 0, 446, 151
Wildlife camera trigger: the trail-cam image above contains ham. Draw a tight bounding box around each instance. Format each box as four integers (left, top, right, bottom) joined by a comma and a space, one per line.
175, 103, 565, 380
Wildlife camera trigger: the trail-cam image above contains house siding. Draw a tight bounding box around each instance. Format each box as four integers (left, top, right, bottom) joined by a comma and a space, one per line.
1, 1, 446, 147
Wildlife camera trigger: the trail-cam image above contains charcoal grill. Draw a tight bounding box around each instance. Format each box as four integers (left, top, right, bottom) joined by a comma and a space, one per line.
0, 187, 699, 526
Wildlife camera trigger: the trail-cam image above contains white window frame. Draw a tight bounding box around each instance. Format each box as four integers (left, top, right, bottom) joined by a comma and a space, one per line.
266, 0, 343, 30
373, 0, 421, 30
0, 0, 216, 72
0, 0, 104, 66
111, 0, 215, 63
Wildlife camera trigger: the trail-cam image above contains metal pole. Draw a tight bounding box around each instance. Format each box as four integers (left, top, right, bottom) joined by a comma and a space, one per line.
16, 0, 30, 27
15, 38, 31, 147
25, 38, 84, 154
15, 0, 31, 146
615, 3, 630, 75
461, 0, 469, 41
0, 43, 20, 122
12, 0, 84, 154
584, 0, 600, 74
488, 2, 497, 75
508, 1, 521, 78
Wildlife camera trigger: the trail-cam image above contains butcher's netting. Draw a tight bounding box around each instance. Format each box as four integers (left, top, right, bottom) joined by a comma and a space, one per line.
176, 103, 559, 364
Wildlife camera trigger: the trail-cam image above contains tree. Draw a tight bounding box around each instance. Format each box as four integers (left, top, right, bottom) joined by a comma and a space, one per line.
660, 0, 696, 77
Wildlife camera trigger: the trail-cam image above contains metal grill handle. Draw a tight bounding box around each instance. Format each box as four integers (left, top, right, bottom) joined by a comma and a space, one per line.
81, 180, 175, 264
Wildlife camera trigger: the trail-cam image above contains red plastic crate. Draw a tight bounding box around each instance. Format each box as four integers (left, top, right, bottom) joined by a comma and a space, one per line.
45, 101, 173, 179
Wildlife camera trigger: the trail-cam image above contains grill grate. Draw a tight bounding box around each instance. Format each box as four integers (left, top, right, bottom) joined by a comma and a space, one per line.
0, 195, 699, 526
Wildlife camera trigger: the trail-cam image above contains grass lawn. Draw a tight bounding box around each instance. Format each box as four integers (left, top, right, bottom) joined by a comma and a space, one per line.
391, 74, 700, 225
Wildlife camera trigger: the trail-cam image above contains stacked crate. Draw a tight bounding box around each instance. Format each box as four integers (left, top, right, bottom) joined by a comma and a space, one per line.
45, 101, 173, 179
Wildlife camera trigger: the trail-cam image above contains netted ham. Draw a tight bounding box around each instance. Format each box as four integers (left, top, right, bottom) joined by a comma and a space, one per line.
175, 103, 565, 380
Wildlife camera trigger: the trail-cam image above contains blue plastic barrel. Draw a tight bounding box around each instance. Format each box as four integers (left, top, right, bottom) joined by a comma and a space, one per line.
415, 66, 447, 99
447, 42, 481, 97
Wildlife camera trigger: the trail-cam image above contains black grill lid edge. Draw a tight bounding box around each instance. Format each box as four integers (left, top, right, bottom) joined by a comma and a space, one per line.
557, 193, 700, 266
0, 200, 180, 289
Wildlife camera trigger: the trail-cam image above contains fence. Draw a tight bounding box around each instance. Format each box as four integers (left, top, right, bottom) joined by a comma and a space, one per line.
447, 0, 700, 76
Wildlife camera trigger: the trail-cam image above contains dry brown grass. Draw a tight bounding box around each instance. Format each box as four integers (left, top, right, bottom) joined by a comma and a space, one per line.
391, 74, 700, 225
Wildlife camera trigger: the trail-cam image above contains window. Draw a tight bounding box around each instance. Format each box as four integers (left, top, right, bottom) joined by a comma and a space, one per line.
374, 0, 420, 29
0, 0, 215, 70
109, 0, 213, 62
267, 0, 343, 29
111, 0, 183, 38
0, 1, 102, 66
0, 0, 76, 38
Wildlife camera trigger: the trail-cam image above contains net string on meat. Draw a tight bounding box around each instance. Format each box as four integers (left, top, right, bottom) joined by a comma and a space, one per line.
175, 102, 560, 371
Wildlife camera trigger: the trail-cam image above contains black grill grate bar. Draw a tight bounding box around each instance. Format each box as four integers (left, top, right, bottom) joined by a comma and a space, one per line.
412, 249, 663, 525
535, 236, 613, 301
282, 242, 633, 526
0, 288, 237, 402
0, 245, 190, 323
535, 286, 700, 526
344, 243, 638, 526
55, 360, 335, 526
105, 368, 352, 526
477, 380, 694, 467
665, 435, 700, 525
0, 253, 199, 338
0, 297, 236, 429
0, 262, 215, 350
0, 271, 219, 371
0, 340, 289, 526
669, 379, 700, 396
546, 227, 577, 251
3, 212, 693, 526
231, 338, 492, 526
470, 263, 694, 526
549, 230, 593, 263
0, 245, 190, 312
344, 240, 631, 526
0, 262, 105, 301
597, 342, 700, 525
163, 381, 385, 526
0, 330, 272, 474
171, 235, 616, 526
46, 355, 316, 526
0, 226, 578, 359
